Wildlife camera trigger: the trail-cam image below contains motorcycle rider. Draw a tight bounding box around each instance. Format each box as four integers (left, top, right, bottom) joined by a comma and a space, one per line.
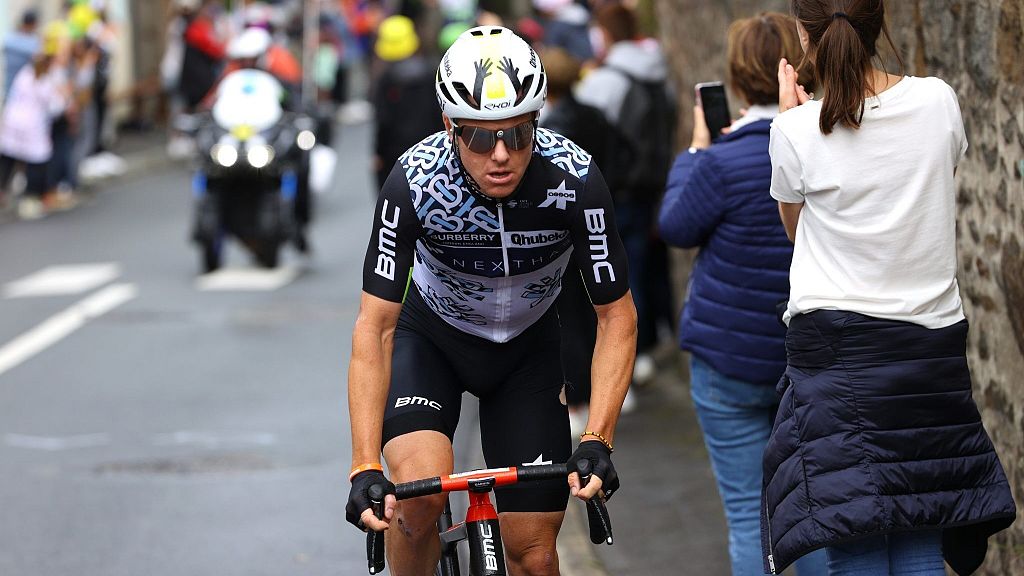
202, 26, 312, 252
204, 26, 301, 109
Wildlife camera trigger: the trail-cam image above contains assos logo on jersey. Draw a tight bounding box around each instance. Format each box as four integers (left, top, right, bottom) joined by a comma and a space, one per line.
585, 208, 616, 283
375, 200, 401, 280
539, 180, 576, 210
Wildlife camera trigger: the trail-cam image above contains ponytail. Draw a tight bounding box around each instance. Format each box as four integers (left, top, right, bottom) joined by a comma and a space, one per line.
816, 15, 870, 134
790, 0, 902, 135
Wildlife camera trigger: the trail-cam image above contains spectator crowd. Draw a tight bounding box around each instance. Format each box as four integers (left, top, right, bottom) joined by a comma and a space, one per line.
1, 1, 120, 220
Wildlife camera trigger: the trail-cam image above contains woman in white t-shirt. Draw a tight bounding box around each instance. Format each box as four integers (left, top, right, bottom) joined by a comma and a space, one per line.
760, 2, 1015, 576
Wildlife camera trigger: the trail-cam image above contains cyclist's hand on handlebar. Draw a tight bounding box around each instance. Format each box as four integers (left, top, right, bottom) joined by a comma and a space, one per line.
567, 441, 619, 501
346, 470, 397, 532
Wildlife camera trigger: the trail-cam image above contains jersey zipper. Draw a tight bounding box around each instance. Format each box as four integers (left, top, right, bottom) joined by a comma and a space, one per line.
495, 203, 512, 341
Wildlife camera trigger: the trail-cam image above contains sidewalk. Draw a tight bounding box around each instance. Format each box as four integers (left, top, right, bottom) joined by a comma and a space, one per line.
586, 348, 731, 575
80, 130, 174, 187
0, 130, 173, 224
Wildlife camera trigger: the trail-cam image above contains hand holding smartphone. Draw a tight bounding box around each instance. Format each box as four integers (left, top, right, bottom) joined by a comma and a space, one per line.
695, 82, 731, 144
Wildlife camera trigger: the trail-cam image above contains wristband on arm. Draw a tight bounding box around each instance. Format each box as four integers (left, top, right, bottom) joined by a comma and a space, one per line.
349, 463, 384, 482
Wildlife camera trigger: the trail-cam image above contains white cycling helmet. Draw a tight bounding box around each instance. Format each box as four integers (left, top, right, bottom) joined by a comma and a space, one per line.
436, 26, 546, 121
227, 27, 272, 60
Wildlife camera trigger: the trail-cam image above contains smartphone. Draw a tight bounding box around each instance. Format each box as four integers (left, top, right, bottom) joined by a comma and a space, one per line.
695, 82, 731, 143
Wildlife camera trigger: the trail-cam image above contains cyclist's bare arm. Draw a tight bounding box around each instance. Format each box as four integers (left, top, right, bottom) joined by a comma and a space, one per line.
348, 291, 403, 531
571, 290, 637, 500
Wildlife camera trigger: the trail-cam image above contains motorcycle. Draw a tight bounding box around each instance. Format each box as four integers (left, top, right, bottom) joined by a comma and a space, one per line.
179, 68, 317, 273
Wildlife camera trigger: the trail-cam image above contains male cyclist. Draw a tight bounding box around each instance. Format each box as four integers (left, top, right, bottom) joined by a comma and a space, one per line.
346, 27, 637, 575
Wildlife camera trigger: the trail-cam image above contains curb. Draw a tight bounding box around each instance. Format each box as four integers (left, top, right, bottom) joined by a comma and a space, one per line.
0, 136, 176, 224
81, 142, 181, 189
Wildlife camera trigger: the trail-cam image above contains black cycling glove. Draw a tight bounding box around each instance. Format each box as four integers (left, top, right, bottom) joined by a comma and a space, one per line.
568, 440, 619, 500
346, 470, 396, 531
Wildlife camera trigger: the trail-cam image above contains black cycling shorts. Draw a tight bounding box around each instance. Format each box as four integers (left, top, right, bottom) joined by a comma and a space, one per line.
383, 288, 571, 513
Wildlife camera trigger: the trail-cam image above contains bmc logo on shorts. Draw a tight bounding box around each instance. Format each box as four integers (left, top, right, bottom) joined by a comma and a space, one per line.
394, 396, 443, 410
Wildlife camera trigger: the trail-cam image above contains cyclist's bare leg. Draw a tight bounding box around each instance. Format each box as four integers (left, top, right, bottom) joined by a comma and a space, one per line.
499, 511, 564, 576
382, 430, 453, 576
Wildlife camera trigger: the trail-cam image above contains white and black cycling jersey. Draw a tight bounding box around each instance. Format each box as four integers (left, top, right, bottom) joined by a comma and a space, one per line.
362, 128, 629, 343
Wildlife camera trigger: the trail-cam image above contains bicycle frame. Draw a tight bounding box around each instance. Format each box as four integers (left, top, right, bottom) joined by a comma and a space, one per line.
366, 462, 612, 576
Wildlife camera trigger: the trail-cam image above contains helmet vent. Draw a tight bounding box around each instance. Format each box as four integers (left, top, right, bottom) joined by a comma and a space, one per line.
534, 71, 546, 96
451, 82, 481, 109
469, 27, 502, 37
438, 82, 458, 105
515, 75, 535, 105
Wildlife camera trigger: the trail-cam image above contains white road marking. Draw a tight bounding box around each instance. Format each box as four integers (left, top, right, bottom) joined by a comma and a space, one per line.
3, 263, 121, 298
152, 431, 279, 448
0, 283, 138, 377
196, 266, 299, 292
4, 433, 111, 451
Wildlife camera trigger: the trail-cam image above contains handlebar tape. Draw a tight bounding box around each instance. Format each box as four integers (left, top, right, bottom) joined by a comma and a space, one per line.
515, 463, 568, 482
575, 460, 614, 545
395, 477, 443, 500
366, 484, 386, 574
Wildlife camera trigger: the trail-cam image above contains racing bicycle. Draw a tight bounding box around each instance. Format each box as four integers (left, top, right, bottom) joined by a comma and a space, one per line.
365, 460, 613, 575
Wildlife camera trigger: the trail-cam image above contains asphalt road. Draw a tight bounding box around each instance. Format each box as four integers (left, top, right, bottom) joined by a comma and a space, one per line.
0, 124, 385, 575
0, 119, 735, 576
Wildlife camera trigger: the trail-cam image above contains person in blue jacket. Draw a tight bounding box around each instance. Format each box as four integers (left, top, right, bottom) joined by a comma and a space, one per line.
658, 13, 825, 576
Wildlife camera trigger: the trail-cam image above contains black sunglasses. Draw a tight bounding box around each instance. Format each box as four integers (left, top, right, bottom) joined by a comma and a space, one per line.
452, 120, 535, 154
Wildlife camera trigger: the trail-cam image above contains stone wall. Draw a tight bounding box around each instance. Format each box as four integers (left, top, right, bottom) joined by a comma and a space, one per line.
652, 1, 1023, 572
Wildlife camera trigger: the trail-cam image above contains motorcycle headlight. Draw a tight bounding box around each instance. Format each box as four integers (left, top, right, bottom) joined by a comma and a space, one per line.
211, 144, 238, 167
296, 130, 316, 151
247, 145, 274, 169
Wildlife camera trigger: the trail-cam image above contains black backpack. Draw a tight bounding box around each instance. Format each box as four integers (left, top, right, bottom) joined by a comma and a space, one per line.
604, 68, 676, 201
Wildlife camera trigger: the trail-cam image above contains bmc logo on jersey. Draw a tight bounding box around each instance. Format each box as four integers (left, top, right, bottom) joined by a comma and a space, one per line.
585, 208, 616, 284
394, 396, 443, 410
375, 200, 401, 280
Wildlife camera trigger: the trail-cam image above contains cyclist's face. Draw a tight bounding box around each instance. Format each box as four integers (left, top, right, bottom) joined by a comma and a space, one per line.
444, 113, 534, 199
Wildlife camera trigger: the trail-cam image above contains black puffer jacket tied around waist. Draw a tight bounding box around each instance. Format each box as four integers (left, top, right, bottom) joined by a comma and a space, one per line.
761, 310, 1015, 574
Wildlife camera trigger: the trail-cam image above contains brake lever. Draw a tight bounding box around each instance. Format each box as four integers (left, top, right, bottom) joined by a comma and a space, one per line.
366, 483, 386, 574
575, 460, 614, 545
